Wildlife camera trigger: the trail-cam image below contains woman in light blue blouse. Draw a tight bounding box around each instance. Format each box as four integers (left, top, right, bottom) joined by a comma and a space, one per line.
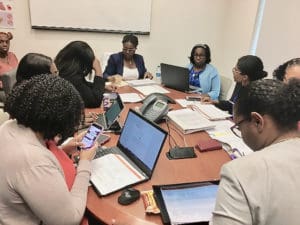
187, 44, 220, 100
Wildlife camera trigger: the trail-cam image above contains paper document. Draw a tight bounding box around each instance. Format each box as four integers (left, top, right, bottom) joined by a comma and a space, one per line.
167, 108, 215, 134
105, 81, 128, 87
134, 85, 170, 96
119, 93, 144, 103
126, 79, 157, 87
91, 154, 146, 195
208, 120, 253, 156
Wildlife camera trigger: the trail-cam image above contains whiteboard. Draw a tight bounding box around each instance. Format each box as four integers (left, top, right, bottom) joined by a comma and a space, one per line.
29, 0, 152, 34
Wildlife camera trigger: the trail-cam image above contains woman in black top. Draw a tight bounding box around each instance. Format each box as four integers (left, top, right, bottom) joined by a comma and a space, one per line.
55, 41, 105, 108
203, 55, 267, 114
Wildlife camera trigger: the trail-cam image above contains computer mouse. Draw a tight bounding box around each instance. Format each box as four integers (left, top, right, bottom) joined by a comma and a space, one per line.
118, 188, 140, 205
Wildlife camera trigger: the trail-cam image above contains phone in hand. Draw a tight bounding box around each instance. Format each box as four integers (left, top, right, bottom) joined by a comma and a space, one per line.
81, 123, 103, 150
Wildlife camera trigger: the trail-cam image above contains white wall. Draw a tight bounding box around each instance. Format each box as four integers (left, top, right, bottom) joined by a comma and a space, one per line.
9, 0, 258, 79
256, 0, 300, 77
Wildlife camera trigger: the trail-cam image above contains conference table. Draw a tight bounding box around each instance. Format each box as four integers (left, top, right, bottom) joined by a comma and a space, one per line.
86, 85, 231, 225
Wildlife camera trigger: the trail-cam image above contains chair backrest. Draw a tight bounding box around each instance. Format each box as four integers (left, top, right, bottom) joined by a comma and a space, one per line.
0, 68, 17, 102
0, 108, 9, 124
101, 52, 113, 71
219, 75, 233, 100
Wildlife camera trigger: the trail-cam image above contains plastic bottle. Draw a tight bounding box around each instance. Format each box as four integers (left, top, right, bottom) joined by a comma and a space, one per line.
156, 65, 161, 84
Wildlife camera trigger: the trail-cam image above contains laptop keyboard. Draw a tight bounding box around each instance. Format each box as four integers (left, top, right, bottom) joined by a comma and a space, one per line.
94, 146, 120, 159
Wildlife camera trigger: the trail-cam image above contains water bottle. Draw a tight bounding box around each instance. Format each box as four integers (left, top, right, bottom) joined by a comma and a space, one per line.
156, 65, 161, 84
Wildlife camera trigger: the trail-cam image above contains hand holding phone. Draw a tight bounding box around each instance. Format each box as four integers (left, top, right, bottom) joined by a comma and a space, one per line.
81, 123, 103, 150
79, 142, 98, 161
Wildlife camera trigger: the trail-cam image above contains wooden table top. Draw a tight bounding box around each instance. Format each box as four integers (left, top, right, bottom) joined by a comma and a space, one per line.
86, 85, 231, 225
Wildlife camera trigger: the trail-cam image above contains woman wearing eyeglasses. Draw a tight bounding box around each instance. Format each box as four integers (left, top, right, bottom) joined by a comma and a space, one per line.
103, 34, 152, 82
203, 55, 267, 114
211, 79, 300, 225
188, 44, 220, 100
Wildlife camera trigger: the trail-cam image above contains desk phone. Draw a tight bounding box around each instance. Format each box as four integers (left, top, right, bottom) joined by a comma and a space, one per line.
140, 94, 169, 123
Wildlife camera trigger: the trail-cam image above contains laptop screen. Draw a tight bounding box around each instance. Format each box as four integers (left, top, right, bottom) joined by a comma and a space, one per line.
160, 63, 190, 92
118, 109, 167, 174
105, 95, 124, 127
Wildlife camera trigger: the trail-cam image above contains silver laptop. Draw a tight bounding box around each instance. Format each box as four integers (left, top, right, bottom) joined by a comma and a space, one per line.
91, 109, 168, 196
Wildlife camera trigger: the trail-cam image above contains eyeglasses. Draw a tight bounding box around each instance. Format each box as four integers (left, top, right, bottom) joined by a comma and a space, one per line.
193, 54, 206, 58
122, 48, 136, 53
221, 142, 244, 159
230, 119, 247, 138
232, 67, 242, 74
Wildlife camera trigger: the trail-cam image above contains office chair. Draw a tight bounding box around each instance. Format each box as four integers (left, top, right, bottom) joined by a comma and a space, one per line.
219, 75, 233, 100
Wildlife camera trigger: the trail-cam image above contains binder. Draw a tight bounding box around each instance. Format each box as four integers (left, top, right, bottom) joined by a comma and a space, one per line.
167, 108, 215, 134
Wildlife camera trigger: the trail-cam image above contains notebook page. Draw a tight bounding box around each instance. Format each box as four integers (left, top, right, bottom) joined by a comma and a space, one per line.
91, 154, 146, 195
134, 85, 170, 96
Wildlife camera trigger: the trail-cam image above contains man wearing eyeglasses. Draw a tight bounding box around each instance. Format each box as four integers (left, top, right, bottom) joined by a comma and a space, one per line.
211, 79, 300, 225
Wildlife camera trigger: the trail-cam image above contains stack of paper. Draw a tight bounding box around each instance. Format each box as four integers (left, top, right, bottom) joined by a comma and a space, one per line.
119, 93, 144, 103
134, 85, 170, 96
192, 103, 231, 120
126, 79, 157, 87
167, 108, 215, 134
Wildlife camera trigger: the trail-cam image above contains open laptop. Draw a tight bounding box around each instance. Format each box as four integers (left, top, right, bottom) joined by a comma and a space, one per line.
160, 63, 191, 92
91, 109, 168, 196
96, 93, 124, 130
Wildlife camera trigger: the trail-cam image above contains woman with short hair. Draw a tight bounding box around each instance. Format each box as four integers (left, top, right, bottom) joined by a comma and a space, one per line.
0, 75, 97, 225
103, 34, 152, 81
188, 44, 221, 100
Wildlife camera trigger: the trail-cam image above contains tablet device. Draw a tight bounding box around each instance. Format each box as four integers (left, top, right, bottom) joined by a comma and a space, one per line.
153, 181, 219, 225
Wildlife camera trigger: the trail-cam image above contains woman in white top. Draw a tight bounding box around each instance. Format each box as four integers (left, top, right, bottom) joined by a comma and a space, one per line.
103, 34, 152, 81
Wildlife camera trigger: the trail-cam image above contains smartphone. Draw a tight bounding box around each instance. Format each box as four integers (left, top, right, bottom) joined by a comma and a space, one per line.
97, 133, 111, 145
186, 96, 202, 101
81, 123, 103, 149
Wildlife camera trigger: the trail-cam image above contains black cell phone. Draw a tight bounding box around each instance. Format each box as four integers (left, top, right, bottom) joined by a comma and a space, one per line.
81, 123, 103, 149
186, 96, 202, 101
166, 147, 196, 160
97, 133, 111, 145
